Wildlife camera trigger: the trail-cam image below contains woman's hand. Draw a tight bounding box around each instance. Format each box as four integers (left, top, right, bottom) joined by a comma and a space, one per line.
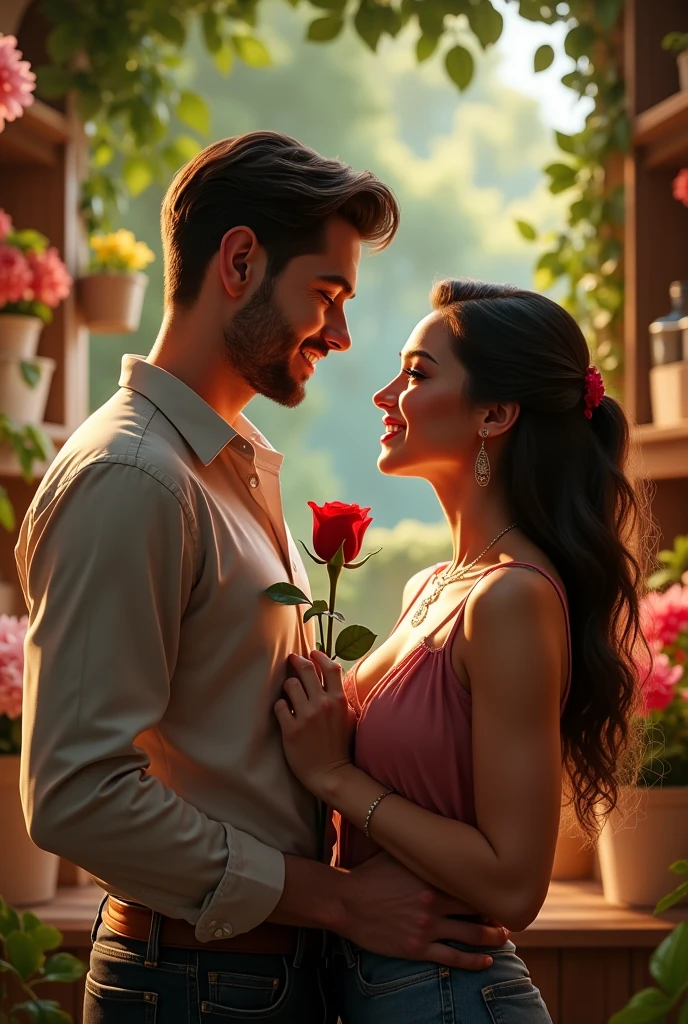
275, 649, 356, 800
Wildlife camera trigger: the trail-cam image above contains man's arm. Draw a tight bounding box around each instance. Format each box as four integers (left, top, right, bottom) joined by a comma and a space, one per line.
17, 460, 284, 940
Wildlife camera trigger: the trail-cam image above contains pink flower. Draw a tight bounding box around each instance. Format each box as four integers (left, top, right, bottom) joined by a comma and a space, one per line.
674, 169, 688, 207
0, 34, 35, 134
640, 651, 684, 713
0, 209, 12, 242
0, 614, 27, 721
640, 584, 688, 648
0, 243, 32, 307
27, 247, 72, 308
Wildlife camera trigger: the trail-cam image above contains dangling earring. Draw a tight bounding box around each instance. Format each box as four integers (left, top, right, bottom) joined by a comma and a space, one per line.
475, 429, 490, 487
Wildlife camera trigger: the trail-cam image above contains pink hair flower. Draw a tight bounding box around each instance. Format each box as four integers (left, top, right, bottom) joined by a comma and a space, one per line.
673, 169, 688, 207
583, 365, 605, 419
0, 243, 33, 307
28, 247, 72, 308
0, 208, 12, 242
0, 34, 36, 134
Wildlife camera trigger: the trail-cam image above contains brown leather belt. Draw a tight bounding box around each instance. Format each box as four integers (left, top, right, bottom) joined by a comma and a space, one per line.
102, 896, 324, 955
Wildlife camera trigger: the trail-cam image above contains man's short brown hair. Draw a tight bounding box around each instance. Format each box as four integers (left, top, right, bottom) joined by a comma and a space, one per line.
161, 131, 400, 305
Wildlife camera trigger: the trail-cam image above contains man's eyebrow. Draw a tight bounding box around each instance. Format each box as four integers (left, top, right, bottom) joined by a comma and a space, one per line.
317, 274, 356, 299
400, 348, 439, 365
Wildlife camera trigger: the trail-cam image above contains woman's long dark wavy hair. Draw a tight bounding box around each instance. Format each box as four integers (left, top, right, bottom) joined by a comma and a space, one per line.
432, 278, 651, 838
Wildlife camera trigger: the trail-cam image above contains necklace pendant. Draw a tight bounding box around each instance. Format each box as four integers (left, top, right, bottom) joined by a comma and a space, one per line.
411, 603, 428, 627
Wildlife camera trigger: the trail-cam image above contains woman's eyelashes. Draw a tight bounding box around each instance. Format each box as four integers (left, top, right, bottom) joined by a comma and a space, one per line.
403, 367, 427, 382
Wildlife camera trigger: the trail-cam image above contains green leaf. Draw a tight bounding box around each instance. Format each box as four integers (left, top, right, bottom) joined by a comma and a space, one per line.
555, 131, 576, 154
309, 0, 347, 9
596, 0, 622, 32
335, 624, 377, 661
92, 142, 114, 168
11, 1001, 71, 1024
213, 42, 235, 75
307, 15, 345, 41
467, 1, 503, 49
264, 582, 312, 606
0, 899, 20, 939
176, 91, 211, 135
19, 361, 41, 389
515, 219, 537, 241
316, 642, 324, 652
533, 44, 554, 72
416, 34, 438, 62
40, 952, 86, 983
5, 930, 44, 981
162, 135, 202, 169
445, 45, 474, 91
25, 923, 62, 954
232, 36, 272, 67
0, 487, 15, 532
122, 157, 154, 198
565, 24, 595, 61
46, 23, 85, 64
609, 987, 673, 1024
304, 600, 329, 623
650, 922, 688, 998
612, 113, 631, 153
354, 2, 385, 52
35, 66, 71, 100
152, 12, 186, 46
671, 860, 688, 876
202, 10, 224, 53
10, 229, 48, 255
545, 162, 577, 180
655, 880, 688, 914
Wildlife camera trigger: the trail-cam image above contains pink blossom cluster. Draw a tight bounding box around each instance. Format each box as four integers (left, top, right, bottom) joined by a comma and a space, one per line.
27, 247, 72, 307
0, 614, 27, 722
0, 34, 35, 133
638, 584, 688, 713
0, 210, 72, 310
673, 169, 688, 207
640, 651, 684, 713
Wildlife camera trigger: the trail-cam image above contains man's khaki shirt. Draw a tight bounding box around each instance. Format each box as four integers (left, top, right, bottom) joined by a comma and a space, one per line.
16, 355, 317, 940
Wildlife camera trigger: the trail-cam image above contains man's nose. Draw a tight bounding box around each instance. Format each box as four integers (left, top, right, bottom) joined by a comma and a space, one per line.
321, 310, 351, 352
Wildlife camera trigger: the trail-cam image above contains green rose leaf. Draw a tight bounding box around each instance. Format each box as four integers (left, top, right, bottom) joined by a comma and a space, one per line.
515, 219, 537, 241
19, 361, 41, 389
307, 16, 345, 42
40, 952, 86, 983
232, 36, 272, 67
650, 921, 688, 998
176, 91, 211, 135
304, 600, 329, 623
5, 930, 44, 981
12, 1000, 72, 1024
0, 487, 16, 532
608, 986, 674, 1024
445, 45, 474, 91
467, 1, 503, 50
416, 34, 438, 63
335, 624, 377, 661
265, 582, 312, 606
533, 44, 554, 72
122, 157, 154, 198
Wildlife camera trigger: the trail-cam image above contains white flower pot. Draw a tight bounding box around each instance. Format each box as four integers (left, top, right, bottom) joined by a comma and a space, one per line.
0, 315, 44, 359
0, 755, 59, 906
77, 272, 148, 334
0, 353, 55, 423
678, 51, 688, 92
598, 785, 688, 907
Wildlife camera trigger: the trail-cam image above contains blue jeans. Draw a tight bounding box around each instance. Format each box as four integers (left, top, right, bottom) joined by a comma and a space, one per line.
330, 937, 553, 1024
84, 897, 335, 1023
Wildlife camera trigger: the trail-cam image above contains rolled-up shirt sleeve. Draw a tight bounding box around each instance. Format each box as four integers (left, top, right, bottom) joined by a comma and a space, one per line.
16, 459, 285, 939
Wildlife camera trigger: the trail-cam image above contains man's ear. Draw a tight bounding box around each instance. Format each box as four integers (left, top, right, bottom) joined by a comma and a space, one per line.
219, 226, 266, 299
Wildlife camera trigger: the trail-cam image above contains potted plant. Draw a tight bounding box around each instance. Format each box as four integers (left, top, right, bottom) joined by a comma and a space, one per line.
662, 32, 688, 91
598, 538, 688, 908
0, 614, 60, 906
0, 895, 86, 1022
77, 229, 154, 334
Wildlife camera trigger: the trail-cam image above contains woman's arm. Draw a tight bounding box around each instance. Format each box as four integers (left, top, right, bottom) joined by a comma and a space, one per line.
276, 567, 565, 932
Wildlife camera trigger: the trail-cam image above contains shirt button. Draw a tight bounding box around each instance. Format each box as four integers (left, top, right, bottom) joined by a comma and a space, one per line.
248, 475, 259, 488
214, 928, 224, 938
222, 923, 233, 936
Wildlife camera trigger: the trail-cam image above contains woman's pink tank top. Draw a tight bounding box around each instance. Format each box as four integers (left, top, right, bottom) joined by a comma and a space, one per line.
336, 561, 572, 869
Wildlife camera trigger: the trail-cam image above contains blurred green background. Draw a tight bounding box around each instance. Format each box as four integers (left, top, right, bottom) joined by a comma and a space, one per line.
88, 0, 584, 641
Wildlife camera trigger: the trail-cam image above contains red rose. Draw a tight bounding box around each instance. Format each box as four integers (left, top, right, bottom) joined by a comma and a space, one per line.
307, 501, 373, 564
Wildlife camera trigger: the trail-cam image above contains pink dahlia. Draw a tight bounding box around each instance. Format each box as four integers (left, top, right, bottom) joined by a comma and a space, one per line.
640, 584, 688, 649
0, 34, 35, 134
0, 243, 32, 307
673, 169, 688, 207
640, 651, 684, 714
0, 614, 27, 721
0, 208, 12, 242
28, 247, 72, 308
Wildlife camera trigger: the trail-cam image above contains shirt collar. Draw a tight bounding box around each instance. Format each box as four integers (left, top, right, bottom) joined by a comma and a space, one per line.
119, 354, 244, 466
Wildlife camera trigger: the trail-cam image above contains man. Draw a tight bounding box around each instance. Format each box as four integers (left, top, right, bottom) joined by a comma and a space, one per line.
17, 132, 504, 1023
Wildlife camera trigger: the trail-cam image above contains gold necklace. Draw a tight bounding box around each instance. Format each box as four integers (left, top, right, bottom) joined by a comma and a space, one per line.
410, 524, 518, 628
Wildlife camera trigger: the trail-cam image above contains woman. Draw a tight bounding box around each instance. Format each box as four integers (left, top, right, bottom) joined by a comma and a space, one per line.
275, 279, 647, 1023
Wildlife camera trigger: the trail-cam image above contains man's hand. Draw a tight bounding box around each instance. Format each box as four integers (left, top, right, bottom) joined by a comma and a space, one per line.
341, 853, 507, 970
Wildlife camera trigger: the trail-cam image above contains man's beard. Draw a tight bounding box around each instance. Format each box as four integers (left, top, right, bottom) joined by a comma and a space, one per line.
223, 275, 306, 408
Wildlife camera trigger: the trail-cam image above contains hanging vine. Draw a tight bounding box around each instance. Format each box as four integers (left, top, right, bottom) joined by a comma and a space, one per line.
34, 0, 625, 387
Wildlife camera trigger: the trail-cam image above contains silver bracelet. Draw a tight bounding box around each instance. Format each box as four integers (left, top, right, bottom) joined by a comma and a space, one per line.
363, 788, 394, 838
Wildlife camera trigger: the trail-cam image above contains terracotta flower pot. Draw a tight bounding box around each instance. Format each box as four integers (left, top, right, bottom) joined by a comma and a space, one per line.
0, 314, 44, 359
0, 755, 59, 906
678, 51, 688, 92
77, 272, 148, 334
0, 353, 55, 423
598, 785, 688, 907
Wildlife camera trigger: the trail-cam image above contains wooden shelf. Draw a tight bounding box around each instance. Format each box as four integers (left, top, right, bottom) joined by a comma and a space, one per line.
633, 421, 688, 480
635, 89, 688, 169
0, 100, 71, 167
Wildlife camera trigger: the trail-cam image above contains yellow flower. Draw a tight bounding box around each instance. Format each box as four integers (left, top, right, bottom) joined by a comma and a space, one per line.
89, 229, 155, 272
128, 240, 155, 271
